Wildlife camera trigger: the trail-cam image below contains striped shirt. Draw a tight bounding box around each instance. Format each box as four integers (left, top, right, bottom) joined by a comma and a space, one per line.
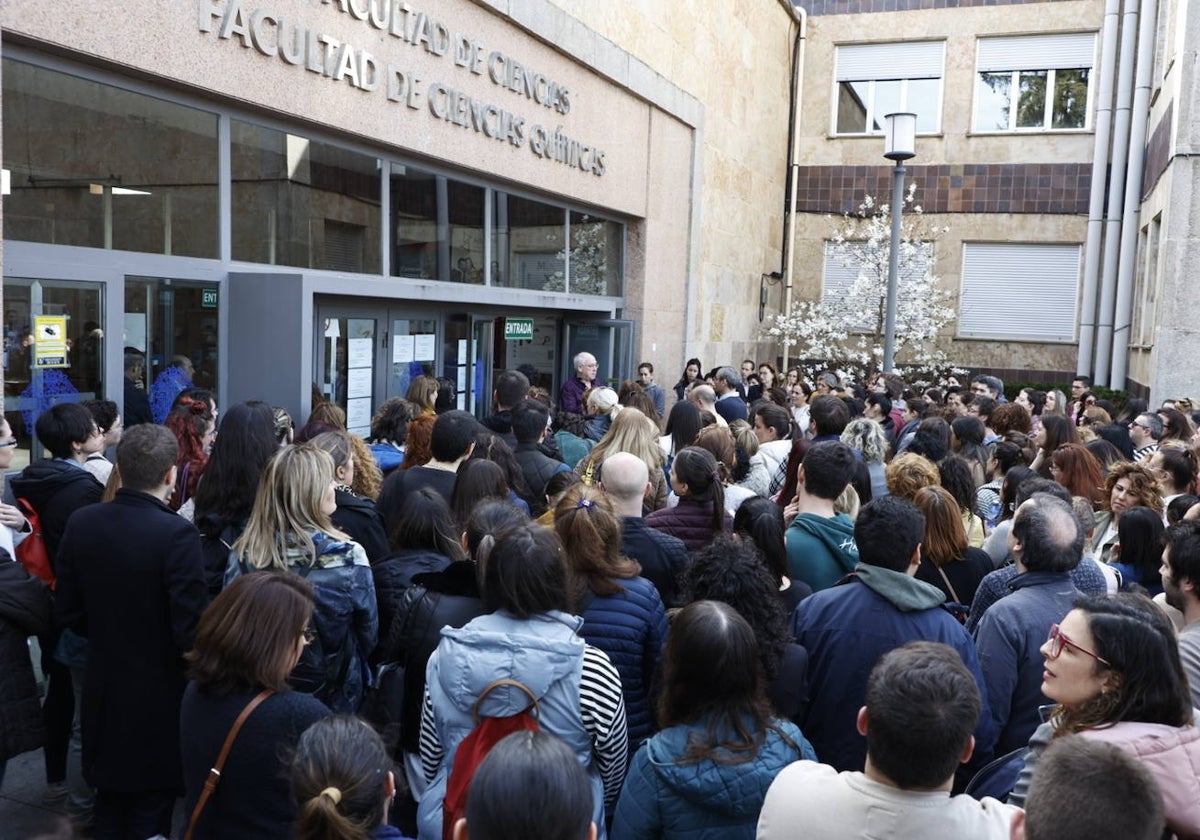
419, 643, 629, 804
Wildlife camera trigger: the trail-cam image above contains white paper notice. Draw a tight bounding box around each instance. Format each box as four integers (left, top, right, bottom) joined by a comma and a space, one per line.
456, 366, 467, 391
414, 333, 436, 361
393, 334, 415, 364
347, 397, 372, 431
348, 338, 372, 369
457, 339, 467, 362
347, 367, 372, 399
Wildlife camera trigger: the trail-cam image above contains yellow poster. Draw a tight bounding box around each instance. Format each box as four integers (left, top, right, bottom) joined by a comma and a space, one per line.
33, 315, 68, 368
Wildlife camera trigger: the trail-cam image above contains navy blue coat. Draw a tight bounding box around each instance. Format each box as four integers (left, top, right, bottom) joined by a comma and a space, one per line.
580, 575, 668, 753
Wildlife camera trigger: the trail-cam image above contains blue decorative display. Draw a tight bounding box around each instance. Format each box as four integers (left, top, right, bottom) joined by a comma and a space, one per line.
20, 370, 80, 435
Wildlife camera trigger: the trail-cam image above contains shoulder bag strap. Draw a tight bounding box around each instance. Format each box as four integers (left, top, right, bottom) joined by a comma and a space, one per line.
471, 678, 539, 724
183, 689, 273, 840
932, 561, 963, 604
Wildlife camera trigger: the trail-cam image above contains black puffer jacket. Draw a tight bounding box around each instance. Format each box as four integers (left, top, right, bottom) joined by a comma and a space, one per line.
371, 549, 453, 661
0, 556, 52, 761
10, 460, 104, 571
331, 489, 390, 565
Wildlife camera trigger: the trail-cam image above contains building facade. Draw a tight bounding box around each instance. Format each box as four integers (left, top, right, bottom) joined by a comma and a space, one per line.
0, 0, 802, 461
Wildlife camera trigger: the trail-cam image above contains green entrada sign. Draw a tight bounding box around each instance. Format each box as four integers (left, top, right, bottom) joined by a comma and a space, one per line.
504, 318, 534, 340
201, 289, 218, 309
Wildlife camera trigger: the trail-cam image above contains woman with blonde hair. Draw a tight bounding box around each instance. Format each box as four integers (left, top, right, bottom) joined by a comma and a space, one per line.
693, 425, 756, 514
226, 445, 377, 713
584, 386, 622, 442
307, 431, 389, 564
405, 375, 439, 416
884, 453, 940, 502
576, 408, 667, 511
911, 486, 993, 611
556, 484, 667, 755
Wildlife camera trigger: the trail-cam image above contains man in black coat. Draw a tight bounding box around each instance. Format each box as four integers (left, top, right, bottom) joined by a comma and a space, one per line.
511, 399, 570, 517
600, 451, 690, 608
55, 423, 208, 839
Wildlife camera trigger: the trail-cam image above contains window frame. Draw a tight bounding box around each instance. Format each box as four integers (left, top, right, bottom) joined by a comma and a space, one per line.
832, 41, 946, 137
957, 242, 1082, 343
972, 33, 1097, 134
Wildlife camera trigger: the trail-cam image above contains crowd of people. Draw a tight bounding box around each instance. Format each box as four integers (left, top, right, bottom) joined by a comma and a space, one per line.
1, 356, 1199, 840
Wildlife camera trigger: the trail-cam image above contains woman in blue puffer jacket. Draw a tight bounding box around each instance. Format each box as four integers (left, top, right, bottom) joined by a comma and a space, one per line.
556, 484, 668, 757
611, 600, 815, 840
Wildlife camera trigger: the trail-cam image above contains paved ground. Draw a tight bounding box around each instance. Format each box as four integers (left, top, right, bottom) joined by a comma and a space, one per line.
0, 750, 74, 840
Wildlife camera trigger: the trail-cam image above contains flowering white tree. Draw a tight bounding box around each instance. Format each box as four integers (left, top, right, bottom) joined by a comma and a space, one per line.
764, 186, 961, 385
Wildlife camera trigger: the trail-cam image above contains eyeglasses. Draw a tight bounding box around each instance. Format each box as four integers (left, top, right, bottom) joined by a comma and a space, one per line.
1046, 623, 1110, 666
0, 439, 18, 448
1130, 421, 1148, 430
302, 627, 318, 646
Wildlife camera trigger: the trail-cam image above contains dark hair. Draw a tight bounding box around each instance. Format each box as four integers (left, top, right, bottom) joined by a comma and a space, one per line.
292, 716, 391, 840
1022, 389, 1048, 415
1158, 407, 1192, 442
481, 523, 568, 618
435, 378, 457, 414
664, 400, 703, 456
1016, 477, 1072, 507
463, 730, 594, 840
773, 439, 807, 510
83, 399, 120, 434
464, 500, 527, 570
865, 642, 981, 789
671, 447, 726, 536
543, 470, 581, 508
554, 484, 640, 601
809, 395, 850, 436
494, 370, 531, 410
431, 410, 480, 462
866, 393, 892, 420
990, 439, 1029, 476
1012, 493, 1083, 572
1166, 520, 1200, 587
369, 398, 415, 445
192, 402, 279, 536
754, 403, 792, 441
733, 497, 789, 585
117, 424, 180, 492
907, 417, 950, 463
856, 496, 923, 572
849, 460, 873, 506
390, 486, 466, 561
1024, 735, 1163, 840
968, 395, 998, 419
936, 455, 977, 515
1113, 506, 1165, 587
675, 358, 703, 391
800, 441, 856, 500
511, 399, 550, 445
682, 537, 791, 681
999, 466, 1036, 521
451, 459, 511, 531
1086, 439, 1128, 472
912, 486, 968, 568
1155, 447, 1198, 494
1039, 414, 1079, 464
186, 572, 313, 694
1049, 443, 1105, 505
658, 600, 789, 764
1055, 594, 1192, 734
35, 402, 96, 459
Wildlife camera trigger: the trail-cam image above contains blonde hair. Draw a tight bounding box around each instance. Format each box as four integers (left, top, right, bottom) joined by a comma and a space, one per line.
587, 387, 621, 417
834, 483, 861, 520
728, 420, 759, 458
588, 408, 665, 470
885, 453, 941, 501
234, 446, 349, 571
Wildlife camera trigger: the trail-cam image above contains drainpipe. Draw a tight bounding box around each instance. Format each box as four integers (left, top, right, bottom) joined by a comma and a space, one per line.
1092, 0, 1140, 385
1076, 0, 1121, 379
777, 1, 807, 373
1110, 0, 1157, 388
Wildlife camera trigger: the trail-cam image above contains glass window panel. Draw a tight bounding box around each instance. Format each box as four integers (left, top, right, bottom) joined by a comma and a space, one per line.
2, 59, 217, 257
1016, 70, 1049, 129
974, 72, 1013, 131
389, 164, 440, 279
1053, 68, 1090, 129
448, 180, 485, 285
500, 194, 565, 291
872, 81, 903, 132
836, 82, 869, 134
569, 212, 623, 296
905, 79, 941, 133
231, 122, 380, 272
124, 278, 219, 422
390, 317, 437, 400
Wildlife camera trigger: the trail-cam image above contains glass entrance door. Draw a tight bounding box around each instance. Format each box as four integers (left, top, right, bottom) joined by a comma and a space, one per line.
316, 310, 382, 437
561, 318, 635, 391
4, 277, 105, 468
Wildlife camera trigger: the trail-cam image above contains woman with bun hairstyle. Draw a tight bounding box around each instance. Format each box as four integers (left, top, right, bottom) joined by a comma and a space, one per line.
673, 359, 703, 403
584, 388, 622, 443
644, 446, 732, 552
291, 716, 407, 840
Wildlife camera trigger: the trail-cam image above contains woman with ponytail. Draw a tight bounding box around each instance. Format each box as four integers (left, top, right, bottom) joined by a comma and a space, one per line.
645, 447, 732, 552
556, 485, 668, 754
292, 716, 409, 840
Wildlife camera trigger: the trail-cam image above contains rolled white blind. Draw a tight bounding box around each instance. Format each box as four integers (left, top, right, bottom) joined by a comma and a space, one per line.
836, 41, 945, 81
977, 33, 1097, 72
958, 242, 1081, 341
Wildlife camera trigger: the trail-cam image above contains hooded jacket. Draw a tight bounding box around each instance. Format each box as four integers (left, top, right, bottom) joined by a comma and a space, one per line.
10, 459, 104, 571
785, 512, 859, 592
611, 718, 815, 840
792, 565, 997, 777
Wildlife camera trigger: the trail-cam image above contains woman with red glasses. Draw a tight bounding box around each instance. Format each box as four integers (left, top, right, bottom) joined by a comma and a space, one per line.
1008, 595, 1200, 836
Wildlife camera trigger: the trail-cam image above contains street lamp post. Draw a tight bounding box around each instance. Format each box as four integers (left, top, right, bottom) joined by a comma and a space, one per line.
882, 112, 916, 374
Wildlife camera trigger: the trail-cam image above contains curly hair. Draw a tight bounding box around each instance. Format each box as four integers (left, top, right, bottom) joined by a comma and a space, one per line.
1102, 461, 1164, 515
989, 402, 1032, 437
840, 418, 889, 465
885, 453, 941, 502
681, 535, 790, 681
397, 413, 434, 470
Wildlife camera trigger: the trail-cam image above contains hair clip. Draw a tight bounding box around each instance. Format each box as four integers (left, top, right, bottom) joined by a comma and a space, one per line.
576, 498, 594, 511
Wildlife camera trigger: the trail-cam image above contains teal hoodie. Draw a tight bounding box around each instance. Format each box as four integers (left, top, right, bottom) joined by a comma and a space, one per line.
853, 563, 947, 611
785, 512, 859, 592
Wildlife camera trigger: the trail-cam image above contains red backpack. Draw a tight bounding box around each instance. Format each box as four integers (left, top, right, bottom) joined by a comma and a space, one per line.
441, 679, 540, 840
15, 498, 54, 590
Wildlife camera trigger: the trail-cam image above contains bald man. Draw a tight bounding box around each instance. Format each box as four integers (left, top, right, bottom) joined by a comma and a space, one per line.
601, 452, 690, 607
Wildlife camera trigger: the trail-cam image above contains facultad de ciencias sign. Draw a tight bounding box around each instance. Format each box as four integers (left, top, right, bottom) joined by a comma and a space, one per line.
198, 0, 608, 176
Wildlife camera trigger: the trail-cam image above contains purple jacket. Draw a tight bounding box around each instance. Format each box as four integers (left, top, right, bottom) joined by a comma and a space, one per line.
560, 376, 593, 415
644, 498, 732, 553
